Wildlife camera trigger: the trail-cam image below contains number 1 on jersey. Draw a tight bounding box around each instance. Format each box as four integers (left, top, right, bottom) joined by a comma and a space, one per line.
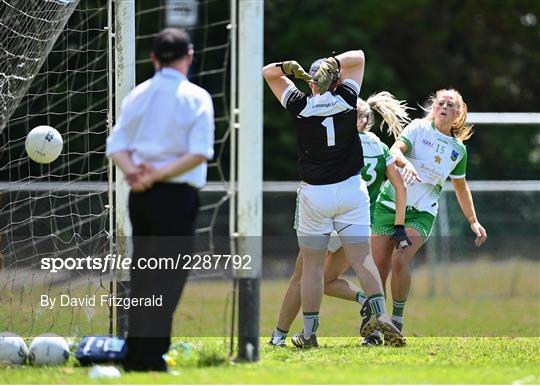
322, 117, 335, 147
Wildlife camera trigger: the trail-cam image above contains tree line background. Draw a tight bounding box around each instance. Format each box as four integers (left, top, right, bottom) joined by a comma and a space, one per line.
262, 0, 540, 181
0, 0, 537, 266
1, 0, 539, 182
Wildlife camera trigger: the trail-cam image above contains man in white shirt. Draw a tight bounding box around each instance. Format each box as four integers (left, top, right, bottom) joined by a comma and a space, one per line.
106, 28, 214, 372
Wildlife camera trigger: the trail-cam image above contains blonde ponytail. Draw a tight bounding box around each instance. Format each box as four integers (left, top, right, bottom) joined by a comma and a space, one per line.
357, 91, 411, 139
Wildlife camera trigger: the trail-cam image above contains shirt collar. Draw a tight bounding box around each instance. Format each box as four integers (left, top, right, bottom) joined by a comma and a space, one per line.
155, 67, 187, 81
431, 120, 454, 139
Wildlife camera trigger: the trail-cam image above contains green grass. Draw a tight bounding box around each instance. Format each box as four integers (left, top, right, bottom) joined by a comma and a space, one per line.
1, 260, 539, 383
1, 337, 539, 384
3, 259, 539, 337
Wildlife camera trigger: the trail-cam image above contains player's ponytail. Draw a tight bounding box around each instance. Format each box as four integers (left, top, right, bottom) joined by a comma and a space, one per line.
358, 92, 411, 139
425, 89, 474, 142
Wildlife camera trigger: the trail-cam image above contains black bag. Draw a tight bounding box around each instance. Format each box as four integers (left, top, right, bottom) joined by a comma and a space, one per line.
75, 336, 127, 366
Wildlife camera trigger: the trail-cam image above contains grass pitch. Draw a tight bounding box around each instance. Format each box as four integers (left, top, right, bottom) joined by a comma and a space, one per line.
1, 337, 539, 384
3, 259, 539, 337
1, 260, 539, 383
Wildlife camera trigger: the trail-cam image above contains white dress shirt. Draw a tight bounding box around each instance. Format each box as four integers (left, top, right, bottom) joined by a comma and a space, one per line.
106, 68, 215, 188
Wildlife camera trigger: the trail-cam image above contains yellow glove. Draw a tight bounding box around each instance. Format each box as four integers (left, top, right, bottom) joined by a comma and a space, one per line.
280, 61, 312, 83
314, 57, 340, 94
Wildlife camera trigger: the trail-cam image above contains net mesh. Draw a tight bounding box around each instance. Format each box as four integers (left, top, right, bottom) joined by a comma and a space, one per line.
1, 0, 110, 338
0, 0, 80, 132
133, 0, 235, 338
0, 0, 234, 339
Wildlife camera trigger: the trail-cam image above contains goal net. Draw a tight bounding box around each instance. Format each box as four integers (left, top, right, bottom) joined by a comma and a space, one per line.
1, 0, 111, 338
130, 0, 236, 339
0, 0, 80, 133
1, 0, 235, 340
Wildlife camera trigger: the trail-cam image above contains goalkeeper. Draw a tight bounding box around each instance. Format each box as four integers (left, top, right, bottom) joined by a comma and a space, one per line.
263, 51, 405, 349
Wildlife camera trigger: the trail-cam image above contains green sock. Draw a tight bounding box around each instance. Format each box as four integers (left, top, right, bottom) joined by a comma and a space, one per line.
392, 298, 407, 318
355, 291, 367, 304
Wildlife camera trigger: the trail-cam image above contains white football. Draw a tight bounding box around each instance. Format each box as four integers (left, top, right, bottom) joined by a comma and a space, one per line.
29, 334, 70, 366
0, 332, 28, 365
25, 125, 63, 164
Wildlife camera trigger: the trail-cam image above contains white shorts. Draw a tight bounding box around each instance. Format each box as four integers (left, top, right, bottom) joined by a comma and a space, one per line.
294, 174, 370, 235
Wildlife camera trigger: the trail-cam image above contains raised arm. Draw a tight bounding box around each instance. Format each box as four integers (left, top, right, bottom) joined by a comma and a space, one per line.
262, 63, 295, 102
335, 50, 365, 86
314, 50, 365, 94
263, 60, 311, 102
451, 177, 487, 247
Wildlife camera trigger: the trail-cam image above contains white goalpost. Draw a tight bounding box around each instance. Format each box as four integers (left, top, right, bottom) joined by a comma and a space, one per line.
111, 0, 135, 338
236, 0, 263, 362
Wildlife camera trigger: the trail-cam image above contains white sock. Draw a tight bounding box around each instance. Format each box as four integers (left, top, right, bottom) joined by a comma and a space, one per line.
272, 328, 288, 344
392, 316, 404, 326
303, 312, 319, 339
355, 291, 367, 305
368, 294, 387, 316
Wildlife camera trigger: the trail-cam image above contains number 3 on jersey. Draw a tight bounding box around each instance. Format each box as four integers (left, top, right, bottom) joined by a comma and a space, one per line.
322, 117, 335, 147
361, 158, 377, 187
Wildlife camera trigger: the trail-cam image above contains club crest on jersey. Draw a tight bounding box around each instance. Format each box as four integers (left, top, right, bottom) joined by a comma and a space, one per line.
450, 150, 459, 161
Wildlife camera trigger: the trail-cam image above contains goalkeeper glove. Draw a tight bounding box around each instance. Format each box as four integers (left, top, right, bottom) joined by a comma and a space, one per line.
390, 225, 412, 249
279, 61, 312, 83
314, 56, 340, 94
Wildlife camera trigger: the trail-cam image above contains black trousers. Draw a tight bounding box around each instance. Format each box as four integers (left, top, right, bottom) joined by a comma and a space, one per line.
123, 183, 198, 371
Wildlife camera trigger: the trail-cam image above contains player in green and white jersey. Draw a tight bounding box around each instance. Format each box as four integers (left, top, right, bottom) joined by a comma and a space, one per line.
366, 89, 488, 339
269, 92, 412, 347
360, 130, 397, 213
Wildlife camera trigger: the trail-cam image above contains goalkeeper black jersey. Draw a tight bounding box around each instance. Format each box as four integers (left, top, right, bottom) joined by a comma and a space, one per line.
281, 79, 363, 185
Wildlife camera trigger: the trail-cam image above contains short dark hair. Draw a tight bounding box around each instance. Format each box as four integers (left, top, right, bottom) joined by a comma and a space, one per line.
152, 28, 192, 64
